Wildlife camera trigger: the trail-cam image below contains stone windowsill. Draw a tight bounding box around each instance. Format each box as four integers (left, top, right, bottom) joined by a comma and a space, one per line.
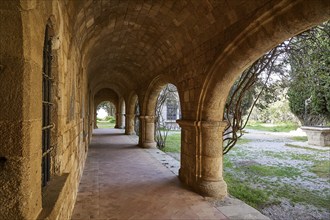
37, 173, 69, 220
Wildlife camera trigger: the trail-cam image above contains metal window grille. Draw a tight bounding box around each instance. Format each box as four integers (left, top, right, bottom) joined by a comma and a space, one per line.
42, 25, 53, 187
166, 101, 177, 120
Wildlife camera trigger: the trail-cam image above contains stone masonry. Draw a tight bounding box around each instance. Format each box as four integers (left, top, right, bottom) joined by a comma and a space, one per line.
0, 0, 329, 219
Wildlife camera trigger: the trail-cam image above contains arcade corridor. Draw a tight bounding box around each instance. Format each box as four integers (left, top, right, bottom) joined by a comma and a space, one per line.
71, 129, 227, 219
1, 0, 329, 219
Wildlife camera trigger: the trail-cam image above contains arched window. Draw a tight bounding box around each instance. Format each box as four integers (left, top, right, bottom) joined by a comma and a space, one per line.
42, 24, 53, 187
166, 99, 178, 121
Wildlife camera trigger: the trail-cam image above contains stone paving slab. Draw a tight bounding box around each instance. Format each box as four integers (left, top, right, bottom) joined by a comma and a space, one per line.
128, 132, 270, 220
71, 129, 227, 219
142, 142, 270, 220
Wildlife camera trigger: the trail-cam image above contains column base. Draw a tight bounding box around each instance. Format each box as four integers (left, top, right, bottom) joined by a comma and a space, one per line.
194, 179, 227, 198
140, 141, 157, 148
125, 131, 135, 135
179, 168, 227, 198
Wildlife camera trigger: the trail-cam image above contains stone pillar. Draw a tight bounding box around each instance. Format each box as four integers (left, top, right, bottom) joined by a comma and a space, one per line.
125, 114, 135, 135
115, 113, 120, 128
139, 115, 157, 148
120, 113, 125, 128
94, 109, 98, 129
177, 119, 228, 198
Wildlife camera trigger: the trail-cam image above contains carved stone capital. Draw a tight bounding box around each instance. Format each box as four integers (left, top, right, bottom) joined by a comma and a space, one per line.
176, 119, 228, 131
139, 115, 155, 123
125, 114, 135, 118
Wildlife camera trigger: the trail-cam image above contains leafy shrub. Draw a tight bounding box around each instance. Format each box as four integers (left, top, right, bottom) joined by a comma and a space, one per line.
105, 116, 115, 123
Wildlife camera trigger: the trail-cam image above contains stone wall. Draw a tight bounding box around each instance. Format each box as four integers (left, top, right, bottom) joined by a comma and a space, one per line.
0, 1, 90, 219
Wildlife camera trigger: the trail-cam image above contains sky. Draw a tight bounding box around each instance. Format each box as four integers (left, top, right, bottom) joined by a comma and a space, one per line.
97, 108, 108, 119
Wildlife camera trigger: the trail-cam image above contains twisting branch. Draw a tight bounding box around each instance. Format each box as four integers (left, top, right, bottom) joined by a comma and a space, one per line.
223, 44, 289, 155
223, 21, 330, 154
155, 84, 178, 149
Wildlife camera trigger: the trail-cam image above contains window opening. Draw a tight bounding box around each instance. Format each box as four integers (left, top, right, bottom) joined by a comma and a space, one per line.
42, 24, 54, 187
166, 100, 178, 120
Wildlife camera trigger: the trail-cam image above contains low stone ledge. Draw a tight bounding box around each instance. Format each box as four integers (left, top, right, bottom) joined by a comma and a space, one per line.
37, 173, 69, 220
301, 126, 330, 147
209, 196, 270, 220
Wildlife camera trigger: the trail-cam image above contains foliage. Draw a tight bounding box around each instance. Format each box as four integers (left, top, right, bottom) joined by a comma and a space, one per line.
245, 121, 299, 132
223, 43, 290, 154
134, 101, 140, 136
97, 121, 115, 128
224, 171, 272, 209
290, 136, 308, 142
105, 116, 116, 123
97, 101, 116, 116
285, 143, 326, 152
224, 146, 330, 211
162, 133, 181, 152
287, 21, 330, 125
224, 21, 330, 154
159, 129, 330, 211
241, 164, 302, 177
155, 84, 179, 149
249, 90, 300, 124
236, 137, 251, 145
310, 160, 330, 179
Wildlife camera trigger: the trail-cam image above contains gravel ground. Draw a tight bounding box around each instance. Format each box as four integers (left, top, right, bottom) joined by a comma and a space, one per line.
227, 129, 330, 220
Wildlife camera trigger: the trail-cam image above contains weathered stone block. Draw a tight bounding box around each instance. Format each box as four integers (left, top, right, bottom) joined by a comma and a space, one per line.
301, 126, 330, 147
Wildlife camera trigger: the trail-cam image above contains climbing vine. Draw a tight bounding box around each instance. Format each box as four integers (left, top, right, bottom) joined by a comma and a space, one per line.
223, 21, 330, 154
223, 45, 288, 154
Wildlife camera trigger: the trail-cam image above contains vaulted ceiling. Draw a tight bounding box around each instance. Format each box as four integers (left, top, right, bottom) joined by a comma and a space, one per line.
65, 0, 310, 98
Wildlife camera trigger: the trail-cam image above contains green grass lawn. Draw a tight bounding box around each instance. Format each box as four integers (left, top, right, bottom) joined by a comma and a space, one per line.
224, 170, 274, 208
162, 133, 181, 152
285, 143, 326, 152
245, 122, 299, 132
224, 156, 330, 210
290, 136, 308, 141
310, 160, 330, 179
162, 133, 250, 153
97, 121, 116, 128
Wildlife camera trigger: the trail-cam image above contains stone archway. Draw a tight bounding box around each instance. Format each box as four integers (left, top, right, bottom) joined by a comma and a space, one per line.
93, 88, 119, 129
199, 1, 330, 122
139, 74, 180, 148
179, 0, 330, 198
1, 1, 330, 219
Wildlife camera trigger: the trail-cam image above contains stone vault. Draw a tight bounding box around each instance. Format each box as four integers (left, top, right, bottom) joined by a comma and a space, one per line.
0, 0, 329, 219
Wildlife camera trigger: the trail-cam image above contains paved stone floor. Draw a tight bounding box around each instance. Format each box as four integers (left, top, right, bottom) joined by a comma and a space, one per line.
71, 128, 228, 219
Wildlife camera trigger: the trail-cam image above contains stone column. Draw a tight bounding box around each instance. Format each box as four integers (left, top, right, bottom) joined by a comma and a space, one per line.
177, 119, 228, 198
120, 113, 125, 128
125, 114, 135, 135
139, 115, 157, 148
94, 109, 98, 129
115, 113, 120, 128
